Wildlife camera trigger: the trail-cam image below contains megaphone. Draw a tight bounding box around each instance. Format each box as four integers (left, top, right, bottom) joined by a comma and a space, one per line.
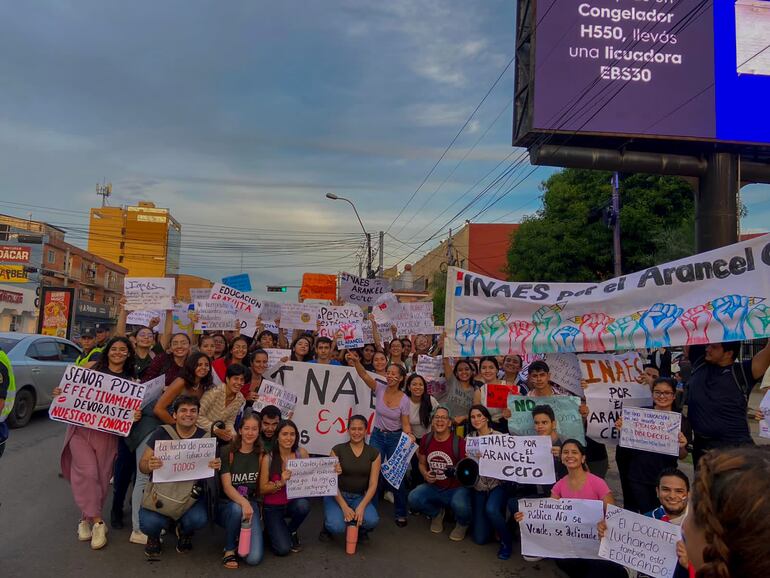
448, 458, 479, 487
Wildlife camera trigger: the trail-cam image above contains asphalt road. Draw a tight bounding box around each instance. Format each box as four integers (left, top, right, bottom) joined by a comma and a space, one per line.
0, 413, 563, 578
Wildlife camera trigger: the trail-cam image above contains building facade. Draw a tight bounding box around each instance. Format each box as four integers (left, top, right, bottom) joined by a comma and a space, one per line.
89, 201, 181, 277
0, 214, 127, 334
174, 273, 213, 302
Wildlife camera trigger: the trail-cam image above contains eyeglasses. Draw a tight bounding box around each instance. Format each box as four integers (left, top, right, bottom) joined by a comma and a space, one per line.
652, 390, 674, 397
432, 416, 449, 421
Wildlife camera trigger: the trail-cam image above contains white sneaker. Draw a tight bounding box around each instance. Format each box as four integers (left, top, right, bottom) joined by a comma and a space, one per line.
430, 509, 445, 533
384, 491, 394, 504
77, 520, 92, 541
523, 555, 544, 562
91, 521, 108, 550
129, 530, 148, 545
449, 523, 468, 541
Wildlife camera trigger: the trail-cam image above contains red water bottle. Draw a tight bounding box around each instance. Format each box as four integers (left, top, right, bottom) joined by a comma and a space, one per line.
238, 519, 251, 557
345, 523, 358, 555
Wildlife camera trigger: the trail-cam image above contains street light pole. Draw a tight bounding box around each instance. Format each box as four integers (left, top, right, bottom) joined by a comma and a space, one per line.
325, 193, 373, 277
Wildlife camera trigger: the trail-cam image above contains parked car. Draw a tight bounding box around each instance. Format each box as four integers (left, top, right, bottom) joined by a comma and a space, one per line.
0, 332, 82, 428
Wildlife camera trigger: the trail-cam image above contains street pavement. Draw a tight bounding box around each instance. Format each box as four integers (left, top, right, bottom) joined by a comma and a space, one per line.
0, 414, 562, 578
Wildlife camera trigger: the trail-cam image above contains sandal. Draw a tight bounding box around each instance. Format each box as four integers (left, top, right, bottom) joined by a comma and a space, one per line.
222, 553, 239, 569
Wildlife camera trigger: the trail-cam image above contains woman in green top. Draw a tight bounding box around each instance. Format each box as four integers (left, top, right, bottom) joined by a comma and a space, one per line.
322, 415, 381, 540
216, 410, 264, 568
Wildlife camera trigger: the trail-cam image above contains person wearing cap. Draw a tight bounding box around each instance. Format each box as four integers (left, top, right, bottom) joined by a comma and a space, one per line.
75, 328, 103, 367
95, 323, 112, 348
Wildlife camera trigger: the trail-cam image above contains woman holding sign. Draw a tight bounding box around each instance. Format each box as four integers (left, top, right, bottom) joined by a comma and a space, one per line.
242, 349, 269, 405
321, 415, 381, 541
259, 420, 312, 556
473, 357, 521, 433
289, 335, 314, 362
441, 357, 480, 435
57, 337, 139, 551
405, 374, 438, 488
347, 351, 414, 527
217, 410, 264, 568
212, 336, 250, 383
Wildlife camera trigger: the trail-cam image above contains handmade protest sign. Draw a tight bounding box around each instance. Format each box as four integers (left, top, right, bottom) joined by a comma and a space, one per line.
339, 272, 391, 306
172, 302, 194, 335
299, 273, 337, 301
415, 355, 442, 382
126, 310, 162, 329
221, 273, 252, 292
259, 301, 282, 324
286, 457, 339, 499
317, 304, 365, 348
264, 348, 291, 369
599, 505, 682, 578
49, 365, 146, 436
268, 362, 381, 455
393, 302, 434, 335
620, 407, 681, 456
140, 374, 166, 410
194, 299, 237, 331
209, 282, 263, 337
507, 395, 586, 445
381, 433, 418, 489
518, 498, 604, 560
582, 352, 652, 445
280, 303, 320, 331
544, 353, 583, 396
251, 380, 298, 418
759, 389, 770, 439
465, 436, 481, 459
426, 378, 447, 398
445, 235, 770, 356
189, 287, 212, 302
362, 320, 391, 344
486, 383, 521, 410
477, 434, 555, 484
124, 277, 175, 311
372, 292, 401, 323
152, 437, 217, 483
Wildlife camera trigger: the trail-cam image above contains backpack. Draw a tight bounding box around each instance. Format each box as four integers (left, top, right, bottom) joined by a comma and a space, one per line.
141, 425, 200, 520
421, 432, 461, 463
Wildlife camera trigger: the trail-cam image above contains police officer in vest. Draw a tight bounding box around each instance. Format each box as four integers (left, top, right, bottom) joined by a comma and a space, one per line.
0, 345, 16, 459
75, 328, 103, 367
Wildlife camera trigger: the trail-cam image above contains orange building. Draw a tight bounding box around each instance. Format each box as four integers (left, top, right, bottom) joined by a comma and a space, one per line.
174, 274, 213, 301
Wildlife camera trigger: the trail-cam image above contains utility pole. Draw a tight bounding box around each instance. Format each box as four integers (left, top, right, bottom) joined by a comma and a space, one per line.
611, 172, 622, 277
378, 231, 384, 278
366, 232, 373, 278
446, 228, 455, 266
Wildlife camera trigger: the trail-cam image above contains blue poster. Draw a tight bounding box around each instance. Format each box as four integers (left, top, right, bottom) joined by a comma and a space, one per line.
221, 273, 252, 293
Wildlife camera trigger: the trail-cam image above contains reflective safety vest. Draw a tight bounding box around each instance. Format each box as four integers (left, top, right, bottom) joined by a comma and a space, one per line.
0, 350, 15, 423
76, 346, 102, 367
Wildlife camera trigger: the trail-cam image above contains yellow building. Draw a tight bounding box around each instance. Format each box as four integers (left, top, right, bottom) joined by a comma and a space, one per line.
88, 201, 181, 277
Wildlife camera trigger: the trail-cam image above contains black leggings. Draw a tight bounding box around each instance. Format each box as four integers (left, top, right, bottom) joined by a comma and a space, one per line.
556, 558, 628, 578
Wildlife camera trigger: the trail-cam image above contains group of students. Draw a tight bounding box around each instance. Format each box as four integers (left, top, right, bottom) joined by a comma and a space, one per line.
55, 295, 770, 576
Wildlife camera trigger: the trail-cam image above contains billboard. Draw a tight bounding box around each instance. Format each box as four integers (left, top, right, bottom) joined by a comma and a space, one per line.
515, 0, 770, 147
37, 287, 75, 340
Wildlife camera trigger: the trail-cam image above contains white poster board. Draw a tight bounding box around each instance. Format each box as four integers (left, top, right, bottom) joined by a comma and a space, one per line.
286, 457, 338, 499
251, 380, 298, 418
152, 436, 217, 483
280, 303, 320, 331
518, 498, 604, 560
381, 433, 418, 489
620, 407, 682, 456
124, 277, 175, 311
477, 434, 555, 484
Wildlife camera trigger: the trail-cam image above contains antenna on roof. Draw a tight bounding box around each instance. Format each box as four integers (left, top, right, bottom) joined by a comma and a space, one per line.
96, 179, 112, 207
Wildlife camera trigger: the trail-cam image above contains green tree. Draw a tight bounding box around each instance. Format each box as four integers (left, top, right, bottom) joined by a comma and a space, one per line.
430, 270, 447, 326
506, 169, 695, 282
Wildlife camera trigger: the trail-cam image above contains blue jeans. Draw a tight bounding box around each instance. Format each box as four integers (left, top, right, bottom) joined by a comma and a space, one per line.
471, 486, 511, 547
216, 500, 264, 566
262, 499, 310, 556
369, 428, 408, 518
323, 492, 379, 534
407, 483, 472, 526
139, 498, 208, 539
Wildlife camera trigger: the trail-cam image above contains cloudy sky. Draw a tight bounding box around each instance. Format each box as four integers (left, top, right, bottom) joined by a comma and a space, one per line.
1, 1, 767, 297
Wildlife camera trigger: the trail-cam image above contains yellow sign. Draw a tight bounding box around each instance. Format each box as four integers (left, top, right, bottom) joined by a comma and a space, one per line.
0, 265, 27, 283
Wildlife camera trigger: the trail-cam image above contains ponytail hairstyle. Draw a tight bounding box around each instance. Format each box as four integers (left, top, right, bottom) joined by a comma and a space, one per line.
690, 447, 770, 578
405, 373, 432, 429
232, 409, 261, 455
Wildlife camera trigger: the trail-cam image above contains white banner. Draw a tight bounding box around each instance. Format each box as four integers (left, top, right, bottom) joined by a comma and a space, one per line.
280, 303, 320, 331
477, 434, 556, 484
269, 362, 382, 455
286, 457, 339, 499
209, 282, 263, 337
339, 272, 392, 306
582, 352, 652, 445
49, 366, 146, 436
544, 353, 583, 395
152, 436, 217, 483
620, 407, 681, 456
194, 299, 238, 331
124, 277, 175, 311
251, 380, 297, 418
381, 432, 418, 489
599, 505, 682, 578
518, 498, 604, 560
445, 235, 770, 356
415, 355, 442, 382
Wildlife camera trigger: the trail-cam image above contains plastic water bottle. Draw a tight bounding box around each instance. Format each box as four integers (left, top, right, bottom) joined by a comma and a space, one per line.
345, 523, 358, 555
238, 519, 251, 557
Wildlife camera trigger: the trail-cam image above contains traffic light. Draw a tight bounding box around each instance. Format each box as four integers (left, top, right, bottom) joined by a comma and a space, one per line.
266, 286, 288, 292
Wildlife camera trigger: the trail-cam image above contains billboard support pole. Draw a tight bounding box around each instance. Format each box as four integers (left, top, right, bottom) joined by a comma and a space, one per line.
696, 152, 739, 252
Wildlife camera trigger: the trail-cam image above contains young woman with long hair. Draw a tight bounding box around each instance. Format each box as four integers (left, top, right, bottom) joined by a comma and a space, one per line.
212, 336, 250, 383
405, 374, 438, 489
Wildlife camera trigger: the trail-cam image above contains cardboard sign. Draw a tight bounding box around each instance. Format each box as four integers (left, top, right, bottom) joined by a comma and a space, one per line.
393, 302, 434, 334
372, 292, 402, 323
126, 310, 162, 329
269, 362, 381, 455
317, 304, 365, 349
259, 301, 282, 324
209, 282, 263, 337
221, 273, 252, 292
124, 277, 175, 311
518, 498, 604, 560
339, 272, 391, 305
49, 366, 146, 436
140, 374, 166, 410
544, 353, 583, 395
172, 302, 194, 335
299, 273, 337, 301
280, 303, 320, 331
415, 355, 442, 382
189, 287, 212, 302
507, 395, 586, 445
264, 348, 291, 369
152, 436, 217, 483
286, 457, 339, 499
599, 505, 682, 578
582, 352, 652, 445
381, 433, 418, 489
194, 299, 238, 331
477, 434, 556, 484
251, 380, 298, 418
485, 383, 521, 409
620, 407, 681, 456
